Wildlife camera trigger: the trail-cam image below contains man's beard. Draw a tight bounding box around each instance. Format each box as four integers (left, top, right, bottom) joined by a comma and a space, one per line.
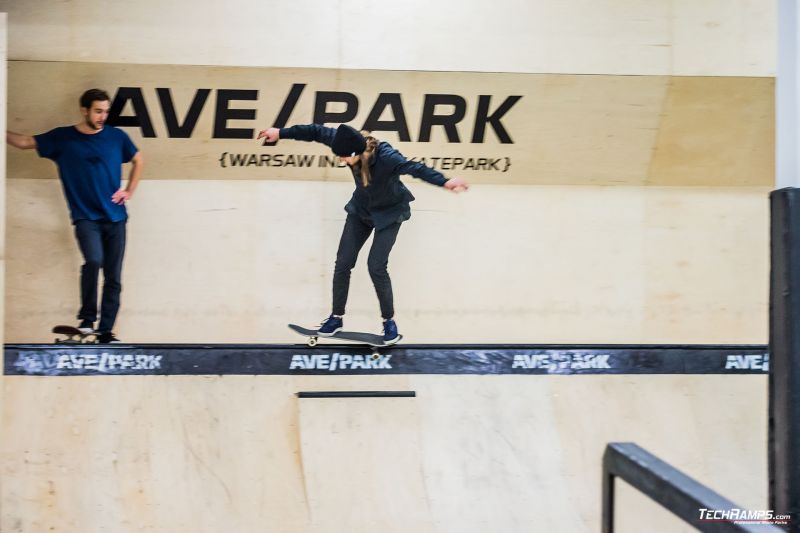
85, 117, 103, 130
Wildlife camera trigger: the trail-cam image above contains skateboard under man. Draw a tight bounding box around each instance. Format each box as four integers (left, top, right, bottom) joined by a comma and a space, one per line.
288, 323, 402, 358
52, 325, 98, 344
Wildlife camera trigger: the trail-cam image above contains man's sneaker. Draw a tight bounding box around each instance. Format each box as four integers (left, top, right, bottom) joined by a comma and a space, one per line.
382, 318, 400, 345
78, 320, 95, 334
96, 331, 120, 344
317, 315, 343, 337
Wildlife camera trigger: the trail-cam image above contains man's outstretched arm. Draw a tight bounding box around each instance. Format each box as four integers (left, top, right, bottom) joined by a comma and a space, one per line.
6, 131, 36, 150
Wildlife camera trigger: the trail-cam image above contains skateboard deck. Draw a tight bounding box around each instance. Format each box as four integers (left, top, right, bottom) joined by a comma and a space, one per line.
52, 325, 98, 344
288, 323, 402, 348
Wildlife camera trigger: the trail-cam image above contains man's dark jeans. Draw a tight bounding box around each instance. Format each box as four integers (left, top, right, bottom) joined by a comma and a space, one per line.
74, 219, 126, 333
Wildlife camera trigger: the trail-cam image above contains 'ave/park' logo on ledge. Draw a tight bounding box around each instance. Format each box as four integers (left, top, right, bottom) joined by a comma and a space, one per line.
4, 346, 770, 376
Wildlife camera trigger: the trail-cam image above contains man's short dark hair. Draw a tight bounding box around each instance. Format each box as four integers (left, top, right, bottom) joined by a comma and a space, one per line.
79, 89, 111, 109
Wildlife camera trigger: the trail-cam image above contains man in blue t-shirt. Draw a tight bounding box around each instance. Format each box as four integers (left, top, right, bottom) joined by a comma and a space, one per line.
7, 88, 144, 343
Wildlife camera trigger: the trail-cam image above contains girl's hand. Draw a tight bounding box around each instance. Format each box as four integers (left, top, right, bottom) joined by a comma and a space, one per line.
444, 177, 470, 193
257, 128, 280, 143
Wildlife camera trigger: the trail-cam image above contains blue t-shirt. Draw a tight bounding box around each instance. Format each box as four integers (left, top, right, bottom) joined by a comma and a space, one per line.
34, 126, 138, 223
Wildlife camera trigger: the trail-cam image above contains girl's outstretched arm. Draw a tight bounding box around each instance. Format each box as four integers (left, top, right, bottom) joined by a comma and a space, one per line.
257, 124, 337, 147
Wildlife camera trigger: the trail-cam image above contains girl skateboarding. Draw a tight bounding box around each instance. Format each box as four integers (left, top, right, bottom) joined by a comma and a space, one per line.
257, 124, 469, 344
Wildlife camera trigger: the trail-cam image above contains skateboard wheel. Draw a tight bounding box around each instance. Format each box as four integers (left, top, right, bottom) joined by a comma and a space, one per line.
307, 337, 318, 347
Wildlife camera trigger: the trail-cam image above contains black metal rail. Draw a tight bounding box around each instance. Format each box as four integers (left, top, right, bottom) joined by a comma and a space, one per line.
603, 443, 785, 532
